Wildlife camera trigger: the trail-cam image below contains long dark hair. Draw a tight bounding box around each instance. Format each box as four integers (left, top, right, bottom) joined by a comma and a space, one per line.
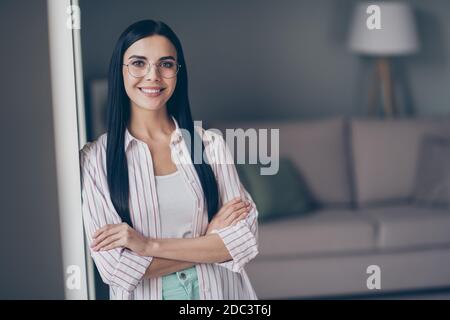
106, 20, 218, 226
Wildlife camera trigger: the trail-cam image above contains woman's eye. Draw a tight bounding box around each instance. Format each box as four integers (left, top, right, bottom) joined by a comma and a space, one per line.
160, 61, 174, 68
131, 60, 146, 67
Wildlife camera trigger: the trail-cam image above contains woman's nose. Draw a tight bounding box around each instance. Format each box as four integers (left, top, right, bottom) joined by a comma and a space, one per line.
145, 64, 161, 81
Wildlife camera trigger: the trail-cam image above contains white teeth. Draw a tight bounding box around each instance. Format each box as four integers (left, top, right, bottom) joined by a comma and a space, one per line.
140, 88, 162, 93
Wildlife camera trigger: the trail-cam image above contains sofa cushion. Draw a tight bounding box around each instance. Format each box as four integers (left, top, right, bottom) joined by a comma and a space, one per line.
236, 157, 314, 222
351, 118, 448, 207
257, 209, 376, 257
206, 118, 352, 207
413, 135, 450, 208
362, 205, 450, 250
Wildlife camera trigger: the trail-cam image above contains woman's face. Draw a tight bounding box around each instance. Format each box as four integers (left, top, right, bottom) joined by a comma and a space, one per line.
122, 35, 178, 112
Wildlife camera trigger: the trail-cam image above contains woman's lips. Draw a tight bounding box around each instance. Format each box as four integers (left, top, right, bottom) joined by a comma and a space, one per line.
139, 87, 166, 97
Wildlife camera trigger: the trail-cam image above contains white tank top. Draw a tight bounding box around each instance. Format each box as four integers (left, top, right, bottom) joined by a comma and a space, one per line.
154, 170, 196, 238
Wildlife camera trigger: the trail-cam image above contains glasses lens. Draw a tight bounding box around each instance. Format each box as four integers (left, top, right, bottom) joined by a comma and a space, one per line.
128, 59, 148, 77
127, 59, 180, 78
157, 60, 179, 78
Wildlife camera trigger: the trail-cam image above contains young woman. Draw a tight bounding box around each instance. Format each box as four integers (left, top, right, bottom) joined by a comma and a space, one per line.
79, 20, 259, 300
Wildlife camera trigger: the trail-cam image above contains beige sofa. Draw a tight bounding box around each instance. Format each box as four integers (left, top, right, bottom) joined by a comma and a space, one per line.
207, 116, 450, 299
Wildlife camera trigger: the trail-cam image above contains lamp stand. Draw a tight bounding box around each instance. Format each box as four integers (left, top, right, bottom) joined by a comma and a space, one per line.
368, 57, 396, 117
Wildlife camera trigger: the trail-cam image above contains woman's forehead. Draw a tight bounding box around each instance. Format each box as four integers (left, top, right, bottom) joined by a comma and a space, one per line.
124, 35, 177, 60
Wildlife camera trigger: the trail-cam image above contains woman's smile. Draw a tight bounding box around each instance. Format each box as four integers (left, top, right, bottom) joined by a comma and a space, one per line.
138, 86, 166, 97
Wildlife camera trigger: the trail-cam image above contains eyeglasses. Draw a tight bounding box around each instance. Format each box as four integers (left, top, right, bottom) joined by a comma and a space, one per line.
123, 59, 181, 79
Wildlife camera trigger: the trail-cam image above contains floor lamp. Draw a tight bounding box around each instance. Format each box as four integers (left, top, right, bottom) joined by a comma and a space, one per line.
348, 2, 419, 118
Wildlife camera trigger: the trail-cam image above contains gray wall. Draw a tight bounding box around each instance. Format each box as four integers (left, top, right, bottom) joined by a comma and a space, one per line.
79, 0, 450, 131
0, 0, 65, 299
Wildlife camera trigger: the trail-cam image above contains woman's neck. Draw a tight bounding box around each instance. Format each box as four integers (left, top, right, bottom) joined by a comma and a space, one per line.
128, 105, 175, 142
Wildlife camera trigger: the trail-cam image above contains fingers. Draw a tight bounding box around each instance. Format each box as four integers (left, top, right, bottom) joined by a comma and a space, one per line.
220, 202, 246, 220
219, 198, 249, 219
98, 239, 124, 252
93, 225, 107, 239
207, 197, 253, 233
237, 202, 253, 222
219, 197, 241, 214
92, 233, 123, 251
231, 210, 250, 226
229, 201, 251, 215
224, 197, 242, 206
91, 223, 126, 248
224, 202, 252, 225
93, 223, 118, 238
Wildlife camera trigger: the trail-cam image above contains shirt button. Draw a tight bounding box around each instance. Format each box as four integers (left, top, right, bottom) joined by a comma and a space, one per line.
179, 272, 186, 280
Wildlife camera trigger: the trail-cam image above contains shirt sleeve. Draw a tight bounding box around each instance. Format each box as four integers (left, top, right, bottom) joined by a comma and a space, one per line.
208, 132, 259, 273
79, 144, 152, 292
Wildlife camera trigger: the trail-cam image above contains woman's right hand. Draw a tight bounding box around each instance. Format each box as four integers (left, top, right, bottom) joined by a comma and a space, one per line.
206, 197, 253, 235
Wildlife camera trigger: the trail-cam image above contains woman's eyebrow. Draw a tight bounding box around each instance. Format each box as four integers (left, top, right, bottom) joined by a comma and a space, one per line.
127, 55, 176, 61
128, 55, 147, 60
158, 55, 176, 61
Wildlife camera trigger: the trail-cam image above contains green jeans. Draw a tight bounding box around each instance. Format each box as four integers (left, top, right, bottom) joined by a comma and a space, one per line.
162, 266, 200, 300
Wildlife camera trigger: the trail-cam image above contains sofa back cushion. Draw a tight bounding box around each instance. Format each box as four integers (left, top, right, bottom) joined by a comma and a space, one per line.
351, 118, 449, 207
206, 118, 352, 207
413, 135, 450, 208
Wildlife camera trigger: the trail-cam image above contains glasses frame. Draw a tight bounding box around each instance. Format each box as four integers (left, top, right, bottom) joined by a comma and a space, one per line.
122, 59, 182, 79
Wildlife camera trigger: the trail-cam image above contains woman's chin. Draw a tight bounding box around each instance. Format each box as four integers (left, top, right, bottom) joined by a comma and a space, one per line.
134, 101, 167, 111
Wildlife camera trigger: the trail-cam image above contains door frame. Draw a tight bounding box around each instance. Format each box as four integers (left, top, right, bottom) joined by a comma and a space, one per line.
47, 0, 95, 300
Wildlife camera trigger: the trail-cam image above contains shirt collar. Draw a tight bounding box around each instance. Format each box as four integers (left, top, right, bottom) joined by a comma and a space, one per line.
124, 115, 183, 151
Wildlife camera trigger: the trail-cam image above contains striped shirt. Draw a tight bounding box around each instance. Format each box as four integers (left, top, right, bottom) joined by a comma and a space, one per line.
79, 116, 259, 300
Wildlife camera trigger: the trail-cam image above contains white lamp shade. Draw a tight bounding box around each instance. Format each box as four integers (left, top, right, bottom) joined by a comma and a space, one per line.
348, 2, 419, 56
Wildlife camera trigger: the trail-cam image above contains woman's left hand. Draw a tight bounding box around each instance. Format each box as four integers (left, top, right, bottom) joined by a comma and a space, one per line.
91, 223, 150, 256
